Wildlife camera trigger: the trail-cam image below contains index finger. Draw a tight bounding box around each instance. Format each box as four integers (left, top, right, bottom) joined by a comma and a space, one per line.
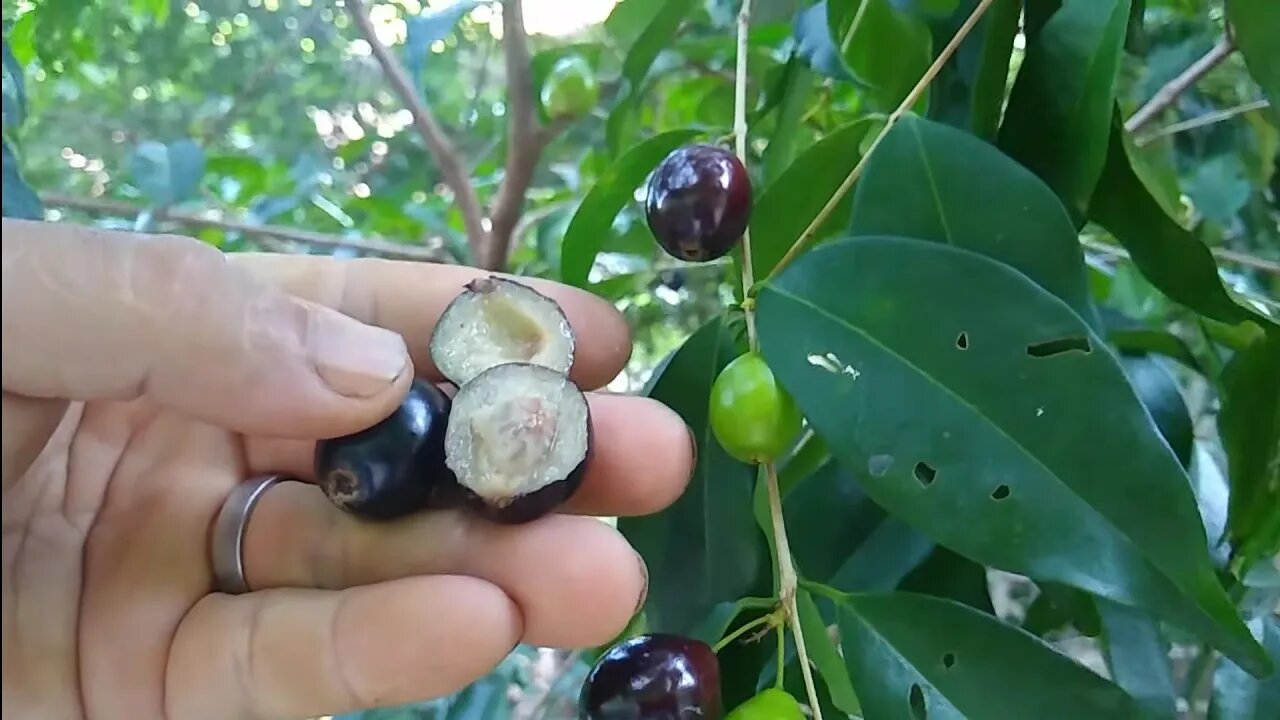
228, 254, 633, 390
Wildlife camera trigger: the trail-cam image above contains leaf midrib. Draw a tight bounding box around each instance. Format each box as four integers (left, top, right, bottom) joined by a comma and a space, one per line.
761, 283, 1200, 607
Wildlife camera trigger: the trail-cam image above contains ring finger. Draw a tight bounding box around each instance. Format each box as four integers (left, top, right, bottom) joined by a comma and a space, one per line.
240, 479, 649, 650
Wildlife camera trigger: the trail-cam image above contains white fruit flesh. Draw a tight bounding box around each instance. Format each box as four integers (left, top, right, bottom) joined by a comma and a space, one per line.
444, 363, 589, 503
431, 277, 575, 386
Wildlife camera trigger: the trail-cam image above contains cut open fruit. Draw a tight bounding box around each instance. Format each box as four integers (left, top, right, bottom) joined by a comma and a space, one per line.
429, 276, 575, 386
443, 362, 591, 524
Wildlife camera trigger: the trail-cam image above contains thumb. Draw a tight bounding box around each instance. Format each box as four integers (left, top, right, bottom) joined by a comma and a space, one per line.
1, 219, 413, 442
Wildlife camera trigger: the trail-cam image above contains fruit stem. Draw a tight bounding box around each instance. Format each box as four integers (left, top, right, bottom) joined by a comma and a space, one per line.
764, 0, 996, 283
765, 461, 823, 720
712, 610, 777, 654
733, 0, 758, 351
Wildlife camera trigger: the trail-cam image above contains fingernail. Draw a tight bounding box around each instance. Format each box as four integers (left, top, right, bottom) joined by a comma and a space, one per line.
634, 551, 650, 615
311, 308, 409, 398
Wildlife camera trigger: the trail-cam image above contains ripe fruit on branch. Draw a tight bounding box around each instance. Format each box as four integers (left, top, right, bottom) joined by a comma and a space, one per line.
442, 362, 592, 524
315, 379, 459, 520
541, 54, 600, 119
579, 633, 723, 719
709, 351, 803, 464
645, 144, 752, 262
430, 276, 575, 387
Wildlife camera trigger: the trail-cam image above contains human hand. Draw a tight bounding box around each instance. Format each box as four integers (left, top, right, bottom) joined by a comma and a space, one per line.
1, 219, 695, 719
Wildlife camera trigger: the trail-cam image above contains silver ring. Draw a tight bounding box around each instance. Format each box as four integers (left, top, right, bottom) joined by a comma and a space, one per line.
211, 474, 289, 595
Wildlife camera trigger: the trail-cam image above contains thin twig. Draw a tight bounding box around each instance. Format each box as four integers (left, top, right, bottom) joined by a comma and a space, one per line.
766, 0, 996, 283
1135, 99, 1271, 146
39, 192, 448, 262
343, 0, 487, 257
1080, 236, 1280, 274
1125, 35, 1236, 133
734, 0, 758, 350
484, 0, 567, 270
765, 463, 821, 719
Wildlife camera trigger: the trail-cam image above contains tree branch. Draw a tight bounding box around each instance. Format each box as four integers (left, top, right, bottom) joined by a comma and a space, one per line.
39, 192, 449, 263
1134, 99, 1271, 146
343, 0, 488, 257
1125, 35, 1236, 133
482, 0, 549, 271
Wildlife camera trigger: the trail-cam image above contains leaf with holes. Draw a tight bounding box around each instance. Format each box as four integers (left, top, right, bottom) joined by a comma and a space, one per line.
848, 115, 1098, 329
618, 316, 769, 635
751, 118, 875, 280
755, 235, 1271, 676
998, 0, 1132, 220
832, 590, 1142, 718
558, 129, 701, 288
128, 139, 206, 207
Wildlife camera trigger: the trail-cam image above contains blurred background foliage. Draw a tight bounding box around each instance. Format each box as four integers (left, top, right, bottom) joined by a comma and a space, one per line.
2, 0, 1277, 717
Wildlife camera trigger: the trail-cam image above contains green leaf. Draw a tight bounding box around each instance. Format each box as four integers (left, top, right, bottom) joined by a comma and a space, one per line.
833, 590, 1142, 718
618, 317, 769, 634
1219, 331, 1280, 568
1098, 599, 1178, 720
559, 129, 701, 288
750, 118, 875, 279
791, 1, 855, 82
849, 115, 1098, 328
1185, 155, 1252, 228
830, 0, 933, 112
926, 0, 1021, 141
1, 140, 42, 220
891, 0, 963, 18
604, 0, 693, 155
1226, 0, 1280, 107
128, 139, 206, 207
1120, 354, 1194, 469
1088, 119, 1268, 328
998, 0, 1132, 219
1210, 616, 1280, 720
755, 235, 1271, 675
797, 589, 861, 715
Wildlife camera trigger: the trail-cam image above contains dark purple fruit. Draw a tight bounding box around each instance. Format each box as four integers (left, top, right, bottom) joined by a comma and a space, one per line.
315, 379, 460, 520
645, 144, 752, 262
429, 276, 575, 387
443, 362, 592, 524
579, 633, 723, 719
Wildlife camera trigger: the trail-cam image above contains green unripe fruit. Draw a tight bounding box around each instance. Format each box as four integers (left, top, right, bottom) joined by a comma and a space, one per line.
709, 351, 804, 464
541, 55, 599, 119
726, 688, 806, 719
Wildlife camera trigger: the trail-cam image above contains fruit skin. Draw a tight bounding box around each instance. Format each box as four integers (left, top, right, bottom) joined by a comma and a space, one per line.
579, 633, 723, 719
541, 54, 599, 119
709, 351, 804, 464
315, 380, 462, 520
725, 688, 805, 719
645, 144, 752, 262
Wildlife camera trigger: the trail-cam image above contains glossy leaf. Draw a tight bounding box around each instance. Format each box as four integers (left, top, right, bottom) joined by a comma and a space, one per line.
1226, 0, 1280, 107
848, 115, 1098, 327
1219, 331, 1280, 568
750, 118, 874, 279
1089, 119, 1268, 328
755, 236, 1270, 675
128, 139, 206, 207
618, 317, 769, 635
830, 0, 933, 112
797, 589, 861, 715
1210, 616, 1280, 720
1098, 599, 1177, 720
834, 590, 1142, 718
998, 0, 1132, 219
558, 129, 701, 287
1120, 354, 1194, 469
